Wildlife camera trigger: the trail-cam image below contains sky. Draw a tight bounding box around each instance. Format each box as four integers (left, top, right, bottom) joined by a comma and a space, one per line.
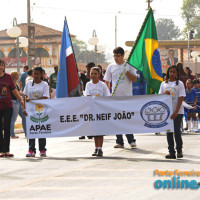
1, 0, 185, 61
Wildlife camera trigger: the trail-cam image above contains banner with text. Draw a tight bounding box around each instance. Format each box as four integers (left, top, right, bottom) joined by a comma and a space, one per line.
26, 95, 173, 139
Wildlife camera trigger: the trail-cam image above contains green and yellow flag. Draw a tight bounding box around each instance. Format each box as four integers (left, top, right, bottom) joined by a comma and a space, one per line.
127, 8, 163, 94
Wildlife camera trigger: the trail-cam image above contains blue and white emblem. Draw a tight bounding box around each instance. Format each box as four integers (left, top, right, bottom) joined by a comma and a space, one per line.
140, 101, 170, 128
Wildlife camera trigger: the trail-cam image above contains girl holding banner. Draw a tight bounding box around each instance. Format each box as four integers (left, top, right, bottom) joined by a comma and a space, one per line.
23, 67, 50, 157
159, 65, 186, 159
85, 67, 110, 156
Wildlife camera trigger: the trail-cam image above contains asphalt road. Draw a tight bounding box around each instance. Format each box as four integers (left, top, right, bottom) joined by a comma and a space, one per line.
1, 132, 200, 200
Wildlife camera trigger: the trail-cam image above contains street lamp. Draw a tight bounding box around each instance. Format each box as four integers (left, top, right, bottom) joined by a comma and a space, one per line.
7, 18, 21, 74
191, 48, 200, 74
88, 30, 99, 64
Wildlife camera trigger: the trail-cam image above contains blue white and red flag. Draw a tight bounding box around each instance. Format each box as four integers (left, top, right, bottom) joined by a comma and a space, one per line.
56, 19, 80, 98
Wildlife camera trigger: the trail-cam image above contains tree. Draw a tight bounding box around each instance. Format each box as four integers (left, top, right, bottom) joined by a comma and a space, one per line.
155, 18, 181, 40
181, 0, 200, 39
72, 38, 106, 64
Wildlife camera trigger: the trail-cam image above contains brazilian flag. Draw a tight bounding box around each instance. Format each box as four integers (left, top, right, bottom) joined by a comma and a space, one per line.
127, 8, 163, 94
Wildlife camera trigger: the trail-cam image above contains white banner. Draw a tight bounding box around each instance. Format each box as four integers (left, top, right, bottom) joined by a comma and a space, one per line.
26, 94, 174, 139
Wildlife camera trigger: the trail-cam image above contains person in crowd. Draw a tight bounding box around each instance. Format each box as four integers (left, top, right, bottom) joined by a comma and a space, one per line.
10, 71, 26, 139
19, 65, 29, 91
80, 62, 95, 91
79, 62, 95, 140
102, 69, 106, 77
185, 66, 194, 81
42, 69, 49, 84
97, 65, 104, 81
176, 62, 187, 88
25, 69, 33, 85
184, 79, 198, 132
50, 66, 58, 99
165, 49, 178, 66
85, 67, 110, 156
193, 79, 200, 130
23, 67, 50, 157
0, 59, 24, 157
104, 47, 137, 148
159, 65, 186, 159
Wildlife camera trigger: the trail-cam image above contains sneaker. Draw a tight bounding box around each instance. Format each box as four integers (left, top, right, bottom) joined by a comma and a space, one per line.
79, 136, 85, 139
177, 150, 183, 158
165, 153, 176, 159
26, 151, 35, 157
40, 150, 47, 157
87, 136, 93, 139
114, 144, 124, 148
96, 149, 103, 156
92, 149, 98, 156
130, 142, 137, 148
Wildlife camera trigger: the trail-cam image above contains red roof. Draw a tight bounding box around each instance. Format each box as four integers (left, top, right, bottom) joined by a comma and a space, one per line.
0, 22, 75, 45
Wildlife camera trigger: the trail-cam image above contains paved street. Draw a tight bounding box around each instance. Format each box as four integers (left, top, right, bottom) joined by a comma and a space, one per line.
1, 132, 200, 200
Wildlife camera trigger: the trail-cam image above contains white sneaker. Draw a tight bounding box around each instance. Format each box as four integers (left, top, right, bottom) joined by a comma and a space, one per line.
130, 142, 137, 148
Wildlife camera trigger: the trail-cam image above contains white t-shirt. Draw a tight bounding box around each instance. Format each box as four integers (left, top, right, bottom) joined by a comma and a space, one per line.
23, 80, 50, 99
159, 80, 186, 114
25, 76, 33, 84
85, 81, 110, 97
104, 61, 137, 96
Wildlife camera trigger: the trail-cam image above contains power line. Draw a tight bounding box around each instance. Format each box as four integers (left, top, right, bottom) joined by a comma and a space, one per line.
34, 5, 181, 17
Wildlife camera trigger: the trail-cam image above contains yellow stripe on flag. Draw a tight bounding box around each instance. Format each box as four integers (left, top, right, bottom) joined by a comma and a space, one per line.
145, 38, 163, 82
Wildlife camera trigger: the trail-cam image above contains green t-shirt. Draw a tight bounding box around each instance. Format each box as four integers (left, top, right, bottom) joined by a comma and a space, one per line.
50, 73, 58, 89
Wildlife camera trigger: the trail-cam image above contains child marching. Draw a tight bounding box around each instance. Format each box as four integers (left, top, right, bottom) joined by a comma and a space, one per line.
85, 67, 110, 156
23, 67, 50, 157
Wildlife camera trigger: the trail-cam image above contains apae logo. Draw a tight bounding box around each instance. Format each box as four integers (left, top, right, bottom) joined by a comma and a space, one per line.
29, 103, 51, 133
140, 101, 170, 128
30, 103, 49, 123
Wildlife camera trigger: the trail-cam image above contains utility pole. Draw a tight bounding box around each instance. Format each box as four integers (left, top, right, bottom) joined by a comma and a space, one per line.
115, 11, 120, 48
27, 0, 31, 69
115, 15, 117, 48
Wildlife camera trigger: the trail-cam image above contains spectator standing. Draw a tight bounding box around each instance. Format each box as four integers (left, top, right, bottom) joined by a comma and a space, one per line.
25, 69, 33, 85
176, 62, 187, 88
104, 47, 137, 148
50, 66, 58, 99
0, 59, 24, 157
10, 71, 26, 138
185, 66, 194, 81
19, 66, 29, 91
97, 65, 104, 81
80, 62, 95, 91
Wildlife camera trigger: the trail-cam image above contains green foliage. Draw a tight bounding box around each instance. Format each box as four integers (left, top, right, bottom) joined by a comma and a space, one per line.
155, 18, 181, 40
71, 38, 106, 64
181, 0, 200, 39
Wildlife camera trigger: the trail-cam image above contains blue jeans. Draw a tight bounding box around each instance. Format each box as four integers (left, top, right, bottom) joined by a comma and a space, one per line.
29, 138, 46, 153
10, 100, 26, 136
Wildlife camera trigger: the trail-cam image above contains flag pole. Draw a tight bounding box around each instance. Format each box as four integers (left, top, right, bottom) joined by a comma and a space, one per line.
111, 8, 152, 96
